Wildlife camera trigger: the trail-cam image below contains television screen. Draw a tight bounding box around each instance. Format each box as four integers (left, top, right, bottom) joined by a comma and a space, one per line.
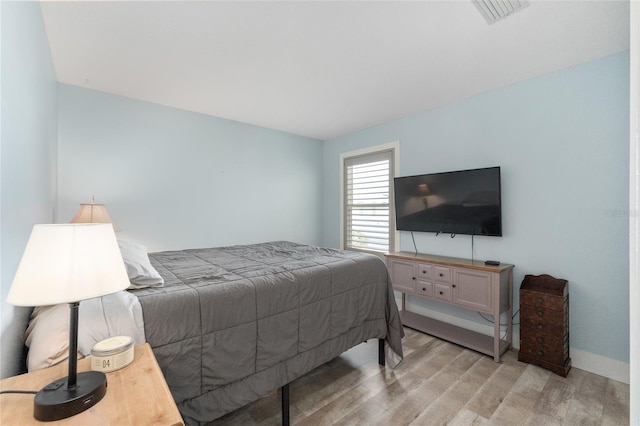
393, 166, 502, 236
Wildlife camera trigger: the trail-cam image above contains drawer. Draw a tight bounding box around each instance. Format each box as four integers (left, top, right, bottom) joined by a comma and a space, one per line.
521, 290, 565, 311
418, 263, 432, 280
434, 283, 451, 302
519, 342, 568, 365
433, 266, 451, 283
520, 330, 565, 350
416, 280, 434, 297
520, 316, 566, 337
520, 305, 566, 326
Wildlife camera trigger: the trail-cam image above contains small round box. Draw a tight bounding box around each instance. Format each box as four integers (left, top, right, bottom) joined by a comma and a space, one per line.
91, 336, 134, 373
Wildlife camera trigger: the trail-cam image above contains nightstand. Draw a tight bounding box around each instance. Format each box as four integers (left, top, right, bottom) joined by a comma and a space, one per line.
0, 343, 183, 425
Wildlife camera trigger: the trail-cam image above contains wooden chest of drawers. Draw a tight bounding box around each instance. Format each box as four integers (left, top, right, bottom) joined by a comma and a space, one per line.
518, 274, 571, 376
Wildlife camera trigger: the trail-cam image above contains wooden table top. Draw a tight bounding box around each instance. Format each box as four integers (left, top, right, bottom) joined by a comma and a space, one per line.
0, 343, 183, 425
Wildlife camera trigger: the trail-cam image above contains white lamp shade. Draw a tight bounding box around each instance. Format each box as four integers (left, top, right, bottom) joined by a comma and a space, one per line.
7, 224, 130, 306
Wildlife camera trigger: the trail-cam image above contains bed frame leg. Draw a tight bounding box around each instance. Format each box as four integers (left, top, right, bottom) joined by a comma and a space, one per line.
281, 383, 290, 426
379, 339, 385, 366
279, 340, 382, 425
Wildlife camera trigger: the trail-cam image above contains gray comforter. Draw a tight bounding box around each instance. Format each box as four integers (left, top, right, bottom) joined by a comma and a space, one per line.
131, 241, 403, 424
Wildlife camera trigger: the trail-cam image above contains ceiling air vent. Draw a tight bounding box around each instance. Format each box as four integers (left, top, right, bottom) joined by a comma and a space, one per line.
473, 0, 529, 24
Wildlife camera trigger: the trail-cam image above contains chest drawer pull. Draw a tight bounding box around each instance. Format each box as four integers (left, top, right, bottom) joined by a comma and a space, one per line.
537, 311, 544, 317
537, 337, 543, 344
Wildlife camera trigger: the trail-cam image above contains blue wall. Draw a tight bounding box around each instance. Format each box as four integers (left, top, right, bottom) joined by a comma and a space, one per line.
0, 2, 58, 377
323, 52, 630, 365
57, 85, 324, 252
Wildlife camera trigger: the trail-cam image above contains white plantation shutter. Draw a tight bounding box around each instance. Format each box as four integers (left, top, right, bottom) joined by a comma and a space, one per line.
344, 150, 393, 253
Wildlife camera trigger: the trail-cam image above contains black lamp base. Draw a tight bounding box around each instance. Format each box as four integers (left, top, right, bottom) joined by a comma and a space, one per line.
34, 371, 107, 421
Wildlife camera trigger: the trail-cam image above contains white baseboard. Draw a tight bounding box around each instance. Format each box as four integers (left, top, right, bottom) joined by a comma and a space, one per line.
397, 297, 630, 384
569, 347, 630, 384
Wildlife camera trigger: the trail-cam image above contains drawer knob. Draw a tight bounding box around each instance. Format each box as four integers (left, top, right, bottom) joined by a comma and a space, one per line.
439, 273, 444, 277
452, 284, 456, 288
439, 291, 443, 295
412, 277, 416, 280
422, 270, 427, 274
537, 311, 544, 317
422, 287, 426, 291
537, 298, 544, 304
537, 337, 543, 344
537, 350, 544, 356
537, 324, 544, 330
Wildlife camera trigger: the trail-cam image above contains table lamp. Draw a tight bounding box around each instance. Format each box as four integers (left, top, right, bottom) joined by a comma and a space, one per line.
7, 223, 130, 421
70, 197, 119, 231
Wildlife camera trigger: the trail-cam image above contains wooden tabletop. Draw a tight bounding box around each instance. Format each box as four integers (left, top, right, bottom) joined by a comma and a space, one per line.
385, 251, 514, 273
0, 343, 183, 426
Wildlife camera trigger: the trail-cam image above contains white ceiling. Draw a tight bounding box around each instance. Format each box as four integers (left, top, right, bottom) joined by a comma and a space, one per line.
40, 1, 630, 140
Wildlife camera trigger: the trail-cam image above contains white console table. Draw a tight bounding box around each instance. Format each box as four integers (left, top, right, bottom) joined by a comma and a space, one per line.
385, 252, 514, 362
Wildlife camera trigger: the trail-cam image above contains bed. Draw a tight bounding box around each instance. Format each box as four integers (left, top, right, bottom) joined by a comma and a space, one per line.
25, 241, 404, 425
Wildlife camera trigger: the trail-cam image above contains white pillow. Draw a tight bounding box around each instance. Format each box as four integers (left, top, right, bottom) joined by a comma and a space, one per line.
25, 304, 74, 371
25, 291, 146, 372
118, 240, 164, 289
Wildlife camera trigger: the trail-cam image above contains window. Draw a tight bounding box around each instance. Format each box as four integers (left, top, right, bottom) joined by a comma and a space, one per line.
341, 142, 398, 254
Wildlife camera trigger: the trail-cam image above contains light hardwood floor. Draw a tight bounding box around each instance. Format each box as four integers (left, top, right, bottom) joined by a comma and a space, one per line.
210, 327, 630, 425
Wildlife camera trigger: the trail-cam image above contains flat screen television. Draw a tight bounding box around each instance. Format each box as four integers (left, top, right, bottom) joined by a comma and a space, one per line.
393, 166, 502, 237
